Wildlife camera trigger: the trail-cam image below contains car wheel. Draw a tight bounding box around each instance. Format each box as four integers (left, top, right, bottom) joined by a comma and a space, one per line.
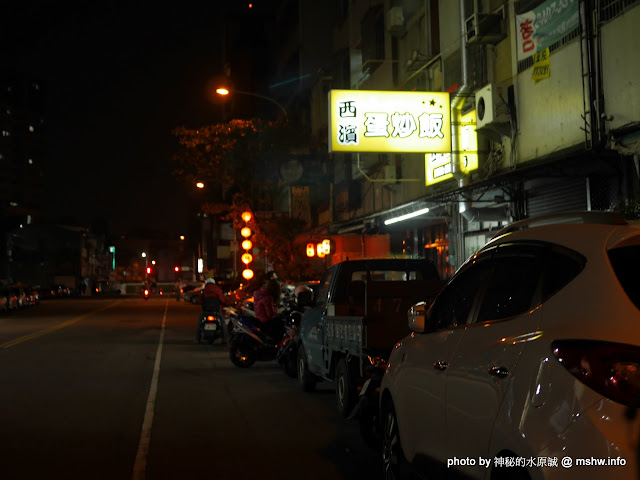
382, 400, 409, 480
297, 344, 317, 392
336, 358, 356, 418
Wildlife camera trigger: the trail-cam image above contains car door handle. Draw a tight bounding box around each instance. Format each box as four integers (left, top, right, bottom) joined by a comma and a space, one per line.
433, 361, 448, 371
488, 366, 509, 378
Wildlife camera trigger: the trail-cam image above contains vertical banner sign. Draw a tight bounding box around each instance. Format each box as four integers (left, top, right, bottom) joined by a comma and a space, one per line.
532, 48, 551, 82
328, 90, 451, 153
425, 111, 478, 186
516, 0, 579, 61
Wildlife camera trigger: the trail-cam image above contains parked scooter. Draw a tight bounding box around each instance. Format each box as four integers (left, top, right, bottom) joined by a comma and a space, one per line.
346, 351, 388, 449
226, 305, 301, 376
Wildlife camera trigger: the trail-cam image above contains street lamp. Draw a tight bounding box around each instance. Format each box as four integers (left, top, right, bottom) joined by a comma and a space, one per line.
216, 87, 287, 119
141, 252, 148, 279
194, 181, 209, 281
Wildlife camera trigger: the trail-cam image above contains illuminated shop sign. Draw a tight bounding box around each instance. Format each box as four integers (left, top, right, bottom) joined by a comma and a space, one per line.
328, 90, 451, 153
425, 110, 478, 185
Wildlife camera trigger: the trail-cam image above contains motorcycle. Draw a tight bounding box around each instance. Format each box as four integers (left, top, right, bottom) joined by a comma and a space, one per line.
347, 352, 388, 449
196, 310, 227, 344
143, 288, 150, 301
226, 304, 301, 376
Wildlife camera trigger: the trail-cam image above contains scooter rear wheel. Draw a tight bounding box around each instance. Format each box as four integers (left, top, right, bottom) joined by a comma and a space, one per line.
229, 336, 256, 368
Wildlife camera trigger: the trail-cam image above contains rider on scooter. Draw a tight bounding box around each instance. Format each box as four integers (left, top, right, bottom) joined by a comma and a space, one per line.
196, 277, 227, 342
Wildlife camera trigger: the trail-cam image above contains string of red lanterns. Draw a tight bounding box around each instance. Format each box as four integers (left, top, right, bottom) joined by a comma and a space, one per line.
240, 211, 254, 280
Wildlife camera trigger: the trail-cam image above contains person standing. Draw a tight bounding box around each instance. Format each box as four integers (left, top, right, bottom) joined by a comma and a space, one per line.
174, 280, 182, 301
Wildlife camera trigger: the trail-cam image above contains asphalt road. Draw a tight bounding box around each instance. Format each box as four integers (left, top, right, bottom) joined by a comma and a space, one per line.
0, 297, 379, 480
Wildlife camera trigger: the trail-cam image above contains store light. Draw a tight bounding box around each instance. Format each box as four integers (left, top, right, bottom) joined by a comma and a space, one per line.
384, 207, 430, 225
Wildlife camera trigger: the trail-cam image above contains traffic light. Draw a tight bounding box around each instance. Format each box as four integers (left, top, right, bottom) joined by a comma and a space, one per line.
174, 266, 180, 273
146, 267, 151, 274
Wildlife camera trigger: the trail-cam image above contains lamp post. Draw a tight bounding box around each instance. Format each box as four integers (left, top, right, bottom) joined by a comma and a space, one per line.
194, 181, 209, 281
216, 87, 288, 119
141, 252, 148, 280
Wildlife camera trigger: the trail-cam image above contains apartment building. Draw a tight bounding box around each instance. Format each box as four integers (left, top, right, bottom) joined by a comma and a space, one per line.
286, 0, 638, 274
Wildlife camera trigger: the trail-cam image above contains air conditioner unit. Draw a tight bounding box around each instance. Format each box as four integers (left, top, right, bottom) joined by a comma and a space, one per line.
387, 7, 405, 36
465, 9, 506, 45
475, 83, 511, 137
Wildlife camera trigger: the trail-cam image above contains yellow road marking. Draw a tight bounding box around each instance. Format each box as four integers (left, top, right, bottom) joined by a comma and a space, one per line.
0, 300, 122, 349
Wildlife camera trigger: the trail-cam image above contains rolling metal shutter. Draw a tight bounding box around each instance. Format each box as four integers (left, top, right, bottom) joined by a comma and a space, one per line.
525, 177, 589, 217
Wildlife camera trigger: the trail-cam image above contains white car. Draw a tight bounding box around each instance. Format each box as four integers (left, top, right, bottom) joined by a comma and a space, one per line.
380, 211, 640, 480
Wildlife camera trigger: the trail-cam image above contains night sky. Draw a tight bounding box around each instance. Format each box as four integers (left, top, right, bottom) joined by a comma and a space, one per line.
2, 3, 269, 236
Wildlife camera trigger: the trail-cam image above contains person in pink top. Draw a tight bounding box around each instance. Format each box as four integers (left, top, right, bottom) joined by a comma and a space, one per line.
253, 278, 282, 341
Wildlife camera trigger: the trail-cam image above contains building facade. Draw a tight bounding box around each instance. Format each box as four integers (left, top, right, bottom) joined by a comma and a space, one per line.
0, 71, 46, 283
290, 0, 639, 275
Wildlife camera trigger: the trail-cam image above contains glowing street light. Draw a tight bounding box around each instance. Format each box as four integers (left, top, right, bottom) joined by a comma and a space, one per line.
216, 87, 287, 119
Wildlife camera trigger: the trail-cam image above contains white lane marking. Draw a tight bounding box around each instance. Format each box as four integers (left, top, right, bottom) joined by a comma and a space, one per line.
132, 300, 168, 480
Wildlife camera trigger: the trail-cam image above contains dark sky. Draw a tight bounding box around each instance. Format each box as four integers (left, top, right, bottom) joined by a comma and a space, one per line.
3, 3, 271, 237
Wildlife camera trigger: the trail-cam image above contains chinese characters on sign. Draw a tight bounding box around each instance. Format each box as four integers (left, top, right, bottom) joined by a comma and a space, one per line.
425, 111, 478, 186
329, 90, 451, 153
532, 48, 551, 82
516, 0, 579, 61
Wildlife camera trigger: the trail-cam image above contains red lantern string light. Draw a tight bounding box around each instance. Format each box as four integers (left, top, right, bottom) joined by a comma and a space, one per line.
241, 211, 254, 280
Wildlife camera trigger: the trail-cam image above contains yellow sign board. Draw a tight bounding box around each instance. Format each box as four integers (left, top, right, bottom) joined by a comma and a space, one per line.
329, 90, 451, 153
425, 110, 478, 185
532, 47, 551, 82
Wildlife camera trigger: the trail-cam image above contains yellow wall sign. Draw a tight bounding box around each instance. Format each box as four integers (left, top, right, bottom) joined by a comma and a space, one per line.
425, 110, 478, 185
329, 90, 451, 153
532, 47, 551, 82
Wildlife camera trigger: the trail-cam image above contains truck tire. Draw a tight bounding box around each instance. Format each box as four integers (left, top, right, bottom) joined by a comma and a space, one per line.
297, 345, 317, 392
336, 358, 356, 418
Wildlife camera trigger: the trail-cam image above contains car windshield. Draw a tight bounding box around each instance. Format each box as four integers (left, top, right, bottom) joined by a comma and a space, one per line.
608, 245, 640, 310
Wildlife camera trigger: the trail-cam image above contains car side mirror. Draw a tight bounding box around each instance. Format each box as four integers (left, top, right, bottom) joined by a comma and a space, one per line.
408, 302, 426, 333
